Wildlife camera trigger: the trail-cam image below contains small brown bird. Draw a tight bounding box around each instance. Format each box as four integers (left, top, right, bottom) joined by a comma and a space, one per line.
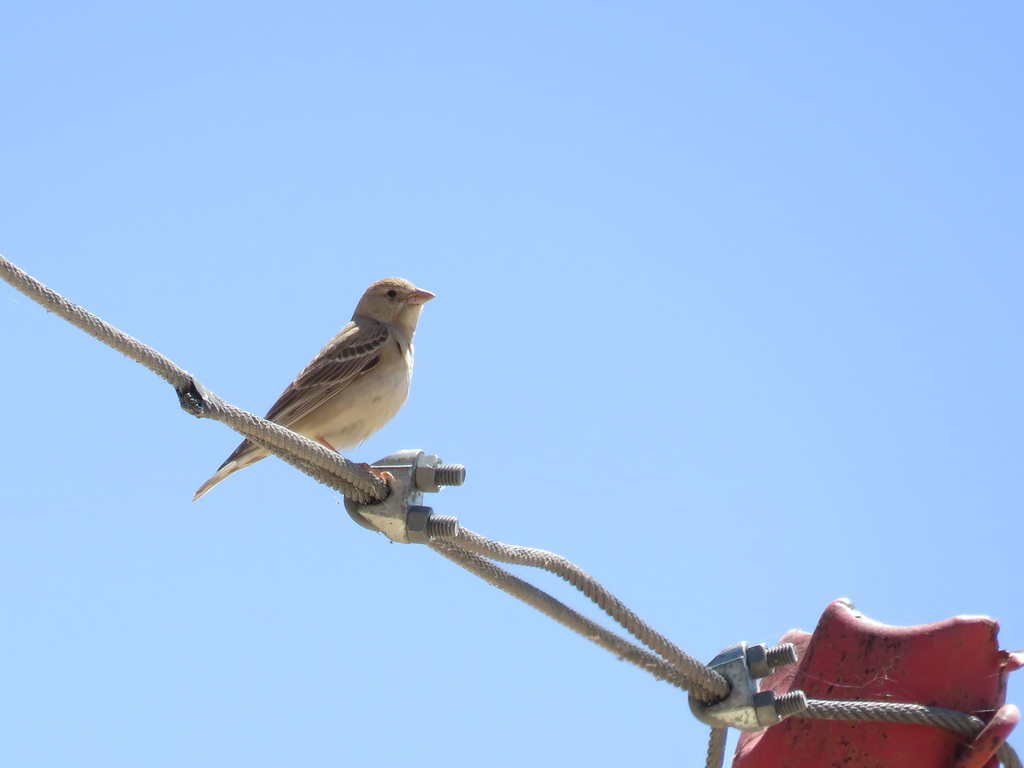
193, 277, 434, 501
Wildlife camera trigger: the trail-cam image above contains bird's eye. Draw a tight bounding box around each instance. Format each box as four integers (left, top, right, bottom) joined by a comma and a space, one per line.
386, 289, 398, 299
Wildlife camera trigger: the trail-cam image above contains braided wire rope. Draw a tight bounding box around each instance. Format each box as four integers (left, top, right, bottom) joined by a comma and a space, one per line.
451, 528, 729, 702
428, 538, 696, 692
800, 699, 1021, 768
0, 254, 727, 697
5, 255, 1018, 766
0, 254, 387, 504
704, 726, 728, 768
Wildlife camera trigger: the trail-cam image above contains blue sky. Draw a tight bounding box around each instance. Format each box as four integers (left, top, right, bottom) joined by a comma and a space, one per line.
2, 3, 1022, 766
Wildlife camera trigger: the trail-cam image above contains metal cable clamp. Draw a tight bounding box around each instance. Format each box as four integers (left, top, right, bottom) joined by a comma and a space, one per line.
344, 449, 465, 544
689, 641, 806, 731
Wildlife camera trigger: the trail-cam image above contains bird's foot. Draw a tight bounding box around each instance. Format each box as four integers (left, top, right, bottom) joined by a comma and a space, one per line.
356, 462, 395, 486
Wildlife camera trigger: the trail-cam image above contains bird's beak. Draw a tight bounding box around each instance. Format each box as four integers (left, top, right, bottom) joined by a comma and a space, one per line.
405, 289, 435, 306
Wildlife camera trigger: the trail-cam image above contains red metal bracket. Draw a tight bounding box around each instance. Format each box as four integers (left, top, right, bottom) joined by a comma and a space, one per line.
733, 599, 1022, 767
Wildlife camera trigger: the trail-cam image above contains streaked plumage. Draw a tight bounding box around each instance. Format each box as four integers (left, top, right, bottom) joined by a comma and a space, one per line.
193, 277, 434, 501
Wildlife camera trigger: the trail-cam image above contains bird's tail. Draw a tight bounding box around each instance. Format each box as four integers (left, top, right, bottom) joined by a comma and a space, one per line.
192, 455, 262, 502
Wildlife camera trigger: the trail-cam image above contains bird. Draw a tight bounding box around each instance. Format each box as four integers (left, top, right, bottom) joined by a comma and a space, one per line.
193, 277, 434, 501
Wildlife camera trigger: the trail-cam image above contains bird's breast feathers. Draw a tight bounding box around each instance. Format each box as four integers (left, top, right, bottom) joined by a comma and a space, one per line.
289, 341, 413, 452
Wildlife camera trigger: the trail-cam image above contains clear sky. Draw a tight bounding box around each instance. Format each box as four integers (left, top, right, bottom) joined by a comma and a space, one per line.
2, 3, 1022, 766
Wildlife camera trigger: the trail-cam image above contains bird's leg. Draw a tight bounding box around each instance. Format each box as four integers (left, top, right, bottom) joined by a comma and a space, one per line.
356, 462, 395, 486
313, 438, 389, 487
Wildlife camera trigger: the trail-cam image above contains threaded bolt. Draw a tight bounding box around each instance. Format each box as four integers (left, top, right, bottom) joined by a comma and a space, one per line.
426, 514, 460, 539
765, 643, 798, 670
414, 455, 466, 492
773, 690, 808, 718
747, 642, 797, 678
435, 463, 466, 487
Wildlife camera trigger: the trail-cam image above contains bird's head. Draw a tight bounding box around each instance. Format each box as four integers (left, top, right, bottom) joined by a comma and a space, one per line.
354, 277, 435, 335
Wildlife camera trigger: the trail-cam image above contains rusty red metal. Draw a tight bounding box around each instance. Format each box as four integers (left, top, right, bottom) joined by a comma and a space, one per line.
732, 599, 1021, 768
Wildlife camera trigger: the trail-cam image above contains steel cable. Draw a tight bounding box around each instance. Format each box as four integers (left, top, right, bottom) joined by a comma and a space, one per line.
800, 699, 1020, 768
0, 254, 387, 504
428, 538, 697, 692
450, 528, 729, 702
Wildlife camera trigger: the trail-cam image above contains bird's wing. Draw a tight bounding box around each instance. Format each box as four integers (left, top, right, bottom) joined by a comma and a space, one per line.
263, 319, 391, 428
